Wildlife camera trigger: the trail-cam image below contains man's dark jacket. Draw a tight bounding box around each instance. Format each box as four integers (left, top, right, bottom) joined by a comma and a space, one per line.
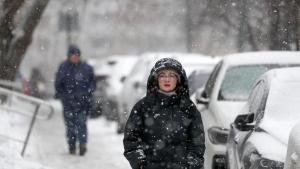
123, 58, 205, 169
55, 60, 96, 113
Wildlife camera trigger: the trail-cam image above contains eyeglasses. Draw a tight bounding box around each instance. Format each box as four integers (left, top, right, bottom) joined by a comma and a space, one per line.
158, 73, 178, 81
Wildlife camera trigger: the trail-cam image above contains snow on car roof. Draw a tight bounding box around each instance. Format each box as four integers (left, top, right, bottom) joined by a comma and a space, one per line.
222, 51, 300, 66
123, 52, 220, 87
93, 55, 137, 76
109, 55, 138, 76
140, 52, 220, 76
141, 52, 219, 64
259, 67, 300, 145
263, 67, 300, 83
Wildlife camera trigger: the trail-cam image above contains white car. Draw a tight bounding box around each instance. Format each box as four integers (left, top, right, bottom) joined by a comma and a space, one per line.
105, 55, 138, 120
227, 67, 300, 169
87, 57, 113, 118
117, 52, 218, 133
188, 69, 215, 95
87, 56, 137, 119
189, 69, 215, 105
195, 51, 300, 169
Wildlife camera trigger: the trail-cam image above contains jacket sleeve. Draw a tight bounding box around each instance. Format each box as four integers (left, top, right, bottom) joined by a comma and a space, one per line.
54, 64, 65, 99
88, 66, 96, 95
123, 101, 146, 169
187, 104, 205, 169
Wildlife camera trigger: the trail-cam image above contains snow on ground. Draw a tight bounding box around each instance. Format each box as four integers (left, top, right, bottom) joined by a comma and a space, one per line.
0, 109, 51, 169
1, 100, 131, 169
0, 144, 51, 169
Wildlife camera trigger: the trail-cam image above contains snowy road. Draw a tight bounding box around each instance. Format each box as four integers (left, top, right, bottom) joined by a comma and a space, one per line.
24, 101, 131, 169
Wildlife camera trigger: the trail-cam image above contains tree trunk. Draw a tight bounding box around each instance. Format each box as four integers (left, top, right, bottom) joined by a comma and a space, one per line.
0, 0, 25, 80
296, 0, 300, 50
0, 0, 50, 81
0, 0, 25, 55
269, 0, 297, 50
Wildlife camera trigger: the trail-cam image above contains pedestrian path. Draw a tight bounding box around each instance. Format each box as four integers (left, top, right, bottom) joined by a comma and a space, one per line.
25, 101, 131, 169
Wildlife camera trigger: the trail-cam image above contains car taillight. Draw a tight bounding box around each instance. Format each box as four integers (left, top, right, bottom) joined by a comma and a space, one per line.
22, 80, 31, 95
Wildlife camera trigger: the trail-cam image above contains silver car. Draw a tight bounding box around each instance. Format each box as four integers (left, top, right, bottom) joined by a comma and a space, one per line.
227, 67, 300, 169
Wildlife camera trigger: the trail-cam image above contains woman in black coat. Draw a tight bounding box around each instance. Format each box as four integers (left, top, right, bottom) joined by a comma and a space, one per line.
123, 58, 205, 169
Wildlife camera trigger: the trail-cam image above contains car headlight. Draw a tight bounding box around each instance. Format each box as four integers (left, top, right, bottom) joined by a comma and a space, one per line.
207, 127, 229, 144
244, 152, 284, 169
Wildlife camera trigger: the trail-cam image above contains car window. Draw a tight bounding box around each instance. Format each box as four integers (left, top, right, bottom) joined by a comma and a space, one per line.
188, 72, 210, 95
248, 82, 261, 111
204, 61, 223, 98
218, 64, 300, 101
255, 92, 268, 125
219, 66, 268, 101
246, 80, 270, 126
250, 81, 265, 114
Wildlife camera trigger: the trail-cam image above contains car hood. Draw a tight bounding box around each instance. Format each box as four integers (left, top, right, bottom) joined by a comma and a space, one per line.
250, 120, 296, 162
213, 101, 246, 128
259, 122, 294, 146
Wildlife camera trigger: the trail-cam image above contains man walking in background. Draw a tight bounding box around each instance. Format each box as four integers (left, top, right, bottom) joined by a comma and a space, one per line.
55, 45, 96, 156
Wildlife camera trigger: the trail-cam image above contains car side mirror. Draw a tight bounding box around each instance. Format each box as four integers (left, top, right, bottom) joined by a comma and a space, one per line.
195, 87, 209, 105
234, 113, 255, 131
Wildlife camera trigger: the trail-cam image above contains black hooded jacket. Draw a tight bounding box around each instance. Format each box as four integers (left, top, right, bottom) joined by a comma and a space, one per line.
123, 58, 205, 169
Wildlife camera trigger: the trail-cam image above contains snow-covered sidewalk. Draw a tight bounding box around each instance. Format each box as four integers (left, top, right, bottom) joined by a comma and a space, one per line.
7, 100, 131, 169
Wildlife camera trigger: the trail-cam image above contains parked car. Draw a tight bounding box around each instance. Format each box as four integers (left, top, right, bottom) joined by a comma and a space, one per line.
28, 68, 47, 99
87, 57, 112, 118
189, 68, 217, 105
285, 122, 300, 169
189, 68, 215, 95
117, 52, 218, 133
0, 71, 30, 95
227, 67, 300, 169
105, 55, 138, 121
87, 56, 138, 119
88, 56, 125, 118
195, 51, 300, 169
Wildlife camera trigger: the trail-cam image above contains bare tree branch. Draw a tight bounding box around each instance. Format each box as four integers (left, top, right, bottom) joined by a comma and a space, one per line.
247, 22, 258, 51
295, 0, 300, 50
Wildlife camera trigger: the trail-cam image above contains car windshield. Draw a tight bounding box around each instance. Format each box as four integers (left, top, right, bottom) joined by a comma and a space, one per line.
219, 64, 300, 101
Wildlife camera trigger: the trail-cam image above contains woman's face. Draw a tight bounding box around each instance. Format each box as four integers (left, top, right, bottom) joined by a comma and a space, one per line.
158, 70, 178, 92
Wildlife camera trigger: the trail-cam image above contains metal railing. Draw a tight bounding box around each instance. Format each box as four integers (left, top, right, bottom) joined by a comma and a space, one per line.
0, 87, 55, 156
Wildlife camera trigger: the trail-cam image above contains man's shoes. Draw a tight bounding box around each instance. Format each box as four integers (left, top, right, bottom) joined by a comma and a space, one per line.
69, 148, 76, 155
69, 145, 86, 156
79, 144, 87, 156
